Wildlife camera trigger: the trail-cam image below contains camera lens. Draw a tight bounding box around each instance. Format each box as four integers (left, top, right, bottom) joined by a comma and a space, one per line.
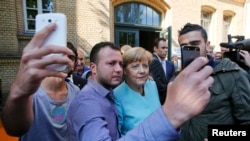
48, 19, 52, 23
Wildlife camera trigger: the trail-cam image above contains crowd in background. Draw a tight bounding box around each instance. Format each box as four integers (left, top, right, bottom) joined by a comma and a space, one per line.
1, 22, 250, 141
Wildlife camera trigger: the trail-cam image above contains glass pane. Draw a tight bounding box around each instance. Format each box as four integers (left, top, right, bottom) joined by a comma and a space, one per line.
152, 10, 159, 26
122, 3, 130, 23
26, 0, 37, 8
128, 32, 136, 45
27, 9, 37, 20
204, 21, 210, 29
129, 3, 139, 23
203, 20, 210, 36
26, 0, 37, 31
119, 32, 128, 45
115, 3, 139, 24
115, 6, 124, 22
115, 4, 130, 23
146, 7, 153, 25
139, 5, 146, 25
42, 0, 53, 13
115, 3, 160, 26
28, 20, 35, 30
223, 19, 230, 42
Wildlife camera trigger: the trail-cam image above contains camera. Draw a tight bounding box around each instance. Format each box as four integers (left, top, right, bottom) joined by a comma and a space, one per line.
220, 34, 250, 69
220, 34, 250, 51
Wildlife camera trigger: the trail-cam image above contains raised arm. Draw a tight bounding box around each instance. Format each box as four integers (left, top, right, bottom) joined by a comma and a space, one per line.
119, 57, 214, 140
163, 57, 213, 128
1, 23, 74, 136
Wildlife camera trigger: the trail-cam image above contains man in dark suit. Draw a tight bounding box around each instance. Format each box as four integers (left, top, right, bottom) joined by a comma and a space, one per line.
149, 38, 175, 105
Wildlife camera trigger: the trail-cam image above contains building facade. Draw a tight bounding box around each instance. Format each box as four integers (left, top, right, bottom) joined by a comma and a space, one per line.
0, 0, 249, 105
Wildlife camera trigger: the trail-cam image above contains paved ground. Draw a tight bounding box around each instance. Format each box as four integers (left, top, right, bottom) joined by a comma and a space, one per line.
0, 120, 18, 141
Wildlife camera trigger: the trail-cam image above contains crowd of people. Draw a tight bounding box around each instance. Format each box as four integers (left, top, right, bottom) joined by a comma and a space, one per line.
1, 21, 250, 141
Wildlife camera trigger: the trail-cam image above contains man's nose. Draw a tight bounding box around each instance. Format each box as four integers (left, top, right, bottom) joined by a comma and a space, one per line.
77, 59, 81, 65
114, 64, 123, 72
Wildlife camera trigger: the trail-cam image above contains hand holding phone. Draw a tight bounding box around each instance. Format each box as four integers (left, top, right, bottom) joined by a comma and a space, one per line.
35, 13, 67, 71
181, 45, 200, 70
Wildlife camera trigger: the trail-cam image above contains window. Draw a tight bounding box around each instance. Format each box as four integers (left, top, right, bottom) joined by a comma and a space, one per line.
115, 3, 160, 27
201, 11, 212, 36
115, 29, 139, 47
23, 0, 53, 32
222, 15, 232, 42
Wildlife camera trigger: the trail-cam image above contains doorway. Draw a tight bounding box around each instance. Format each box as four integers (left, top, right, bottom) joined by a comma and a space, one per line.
139, 30, 159, 53
115, 27, 160, 53
114, 2, 162, 53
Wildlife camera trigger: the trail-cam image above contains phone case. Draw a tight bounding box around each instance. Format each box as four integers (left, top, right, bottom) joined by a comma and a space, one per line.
35, 13, 67, 71
181, 46, 200, 69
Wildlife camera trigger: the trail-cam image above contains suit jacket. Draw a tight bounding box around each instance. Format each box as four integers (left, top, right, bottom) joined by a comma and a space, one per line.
72, 74, 87, 90
149, 54, 175, 104
165, 60, 175, 83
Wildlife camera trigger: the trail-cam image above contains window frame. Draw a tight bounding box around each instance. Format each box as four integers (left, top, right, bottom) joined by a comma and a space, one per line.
222, 15, 232, 42
115, 28, 139, 47
114, 2, 161, 27
23, 0, 53, 33
201, 11, 212, 37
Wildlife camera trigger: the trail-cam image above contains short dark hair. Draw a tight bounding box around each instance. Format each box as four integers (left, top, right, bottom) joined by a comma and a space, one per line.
67, 42, 78, 64
178, 23, 208, 42
153, 38, 166, 48
90, 42, 120, 64
66, 42, 77, 78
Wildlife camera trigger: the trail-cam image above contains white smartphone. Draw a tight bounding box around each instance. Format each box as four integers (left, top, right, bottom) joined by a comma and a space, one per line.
35, 13, 67, 71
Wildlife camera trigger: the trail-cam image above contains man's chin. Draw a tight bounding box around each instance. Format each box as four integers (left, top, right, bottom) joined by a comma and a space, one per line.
111, 79, 122, 86
76, 67, 83, 71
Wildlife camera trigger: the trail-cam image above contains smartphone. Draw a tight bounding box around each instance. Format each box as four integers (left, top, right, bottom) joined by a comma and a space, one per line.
35, 13, 67, 71
181, 45, 200, 69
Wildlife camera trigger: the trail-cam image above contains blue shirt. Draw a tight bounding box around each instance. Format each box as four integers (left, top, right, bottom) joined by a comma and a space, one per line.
67, 79, 119, 140
76, 66, 90, 78
67, 79, 180, 141
114, 80, 161, 135
207, 55, 219, 68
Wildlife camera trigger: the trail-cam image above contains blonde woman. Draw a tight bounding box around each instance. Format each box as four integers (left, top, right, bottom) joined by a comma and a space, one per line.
114, 47, 161, 135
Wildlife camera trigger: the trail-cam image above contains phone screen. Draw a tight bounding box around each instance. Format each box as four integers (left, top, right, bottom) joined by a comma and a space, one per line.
181, 45, 200, 69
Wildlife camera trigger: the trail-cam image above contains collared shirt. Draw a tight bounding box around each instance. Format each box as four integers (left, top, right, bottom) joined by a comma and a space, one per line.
161, 60, 167, 75
67, 79, 119, 140
67, 79, 180, 141
207, 55, 219, 68
154, 53, 167, 78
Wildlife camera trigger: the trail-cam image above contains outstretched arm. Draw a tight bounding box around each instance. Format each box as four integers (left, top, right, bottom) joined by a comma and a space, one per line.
119, 57, 214, 140
1, 23, 74, 136
163, 57, 213, 128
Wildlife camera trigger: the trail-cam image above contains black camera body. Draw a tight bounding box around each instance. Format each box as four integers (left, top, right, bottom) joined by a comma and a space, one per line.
220, 34, 250, 69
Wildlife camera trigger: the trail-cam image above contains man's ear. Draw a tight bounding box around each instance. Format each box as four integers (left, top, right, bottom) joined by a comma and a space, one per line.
153, 46, 157, 52
89, 62, 96, 74
205, 41, 211, 50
